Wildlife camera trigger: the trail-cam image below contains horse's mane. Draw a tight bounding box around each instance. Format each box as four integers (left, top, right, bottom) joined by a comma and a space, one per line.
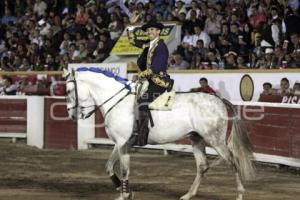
76, 67, 132, 91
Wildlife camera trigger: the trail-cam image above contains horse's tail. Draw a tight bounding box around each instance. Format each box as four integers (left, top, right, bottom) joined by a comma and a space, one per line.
222, 99, 256, 181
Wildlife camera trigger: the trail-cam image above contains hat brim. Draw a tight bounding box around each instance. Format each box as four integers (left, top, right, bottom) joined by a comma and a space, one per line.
141, 22, 164, 31
225, 51, 237, 57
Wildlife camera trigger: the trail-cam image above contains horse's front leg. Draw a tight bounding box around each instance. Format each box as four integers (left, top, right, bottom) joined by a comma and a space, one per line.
106, 145, 121, 190
115, 144, 134, 200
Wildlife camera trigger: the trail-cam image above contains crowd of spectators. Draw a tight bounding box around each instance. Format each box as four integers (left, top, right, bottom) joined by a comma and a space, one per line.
262, 78, 300, 96
1, 0, 300, 72
167, 0, 300, 69
0, 0, 300, 96
0, 0, 300, 72
0, 0, 121, 72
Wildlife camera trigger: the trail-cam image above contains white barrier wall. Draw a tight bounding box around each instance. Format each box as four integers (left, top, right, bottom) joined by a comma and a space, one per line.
128, 70, 300, 101
27, 96, 44, 148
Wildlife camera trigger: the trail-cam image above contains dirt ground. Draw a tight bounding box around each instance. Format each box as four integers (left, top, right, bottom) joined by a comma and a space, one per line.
0, 140, 300, 200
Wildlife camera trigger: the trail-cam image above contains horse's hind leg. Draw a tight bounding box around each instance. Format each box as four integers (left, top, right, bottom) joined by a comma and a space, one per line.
180, 134, 208, 200
214, 145, 245, 200
106, 145, 121, 190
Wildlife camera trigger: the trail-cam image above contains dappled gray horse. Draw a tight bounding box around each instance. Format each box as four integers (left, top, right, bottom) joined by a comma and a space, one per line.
64, 67, 255, 200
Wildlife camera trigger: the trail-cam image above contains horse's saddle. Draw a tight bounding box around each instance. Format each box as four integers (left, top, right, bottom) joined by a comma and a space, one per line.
149, 90, 175, 111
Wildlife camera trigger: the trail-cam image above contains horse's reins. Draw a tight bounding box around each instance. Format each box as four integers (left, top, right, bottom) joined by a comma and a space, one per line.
67, 79, 130, 119
83, 87, 130, 119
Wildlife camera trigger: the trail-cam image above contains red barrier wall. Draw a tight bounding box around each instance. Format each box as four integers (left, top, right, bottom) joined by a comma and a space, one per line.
1, 98, 299, 159
93, 104, 300, 159
44, 98, 77, 149
0, 99, 27, 133
243, 106, 300, 158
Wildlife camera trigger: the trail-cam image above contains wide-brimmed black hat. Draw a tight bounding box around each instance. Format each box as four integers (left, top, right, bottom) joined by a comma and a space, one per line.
141, 20, 164, 31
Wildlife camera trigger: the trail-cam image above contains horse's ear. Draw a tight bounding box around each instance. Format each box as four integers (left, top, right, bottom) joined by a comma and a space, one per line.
63, 68, 68, 76
71, 68, 75, 77
62, 67, 70, 79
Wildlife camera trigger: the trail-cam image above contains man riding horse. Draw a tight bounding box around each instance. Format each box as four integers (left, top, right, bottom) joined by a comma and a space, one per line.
128, 20, 173, 146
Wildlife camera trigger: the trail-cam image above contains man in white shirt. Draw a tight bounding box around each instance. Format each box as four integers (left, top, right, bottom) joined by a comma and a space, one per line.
0, 76, 18, 95
192, 25, 211, 48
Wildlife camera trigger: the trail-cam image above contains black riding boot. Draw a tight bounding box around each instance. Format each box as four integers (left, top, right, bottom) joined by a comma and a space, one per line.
136, 110, 149, 146
129, 111, 149, 146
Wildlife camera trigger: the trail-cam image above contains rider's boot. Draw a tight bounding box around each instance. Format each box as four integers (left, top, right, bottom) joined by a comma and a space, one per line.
129, 110, 149, 146
136, 110, 149, 146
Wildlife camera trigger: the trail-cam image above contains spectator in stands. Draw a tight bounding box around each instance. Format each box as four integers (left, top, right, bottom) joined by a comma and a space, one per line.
284, 7, 300, 40
206, 51, 220, 69
0, 76, 18, 95
218, 23, 231, 56
207, 41, 220, 59
86, 32, 98, 55
273, 45, 284, 67
179, 28, 194, 61
171, 0, 187, 19
237, 56, 247, 69
169, 53, 190, 70
249, 4, 267, 30
185, 10, 202, 34
33, 0, 47, 17
93, 40, 108, 62
74, 32, 86, 47
75, 5, 89, 26
248, 52, 258, 68
264, 48, 276, 69
204, 7, 222, 40
261, 18, 283, 48
19, 57, 31, 71
45, 54, 59, 71
289, 33, 300, 53
241, 22, 254, 48
12, 55, 22, 69
282, 53, 298, 68
194, 39, 207, 60
190, 52, 203, 69
190, 77, 216, 95
192, 25, 211, 48
108, 12, 123, 41
186, 0, 201, 20
68, 43, 79, 62
293, 82, 300, 95
0, 56, 14, 71
224, 51, 238, 69
277, 78, 292, 96
228, 23, 241, 53
59, 33, 72, 55
262, 82, 273, 95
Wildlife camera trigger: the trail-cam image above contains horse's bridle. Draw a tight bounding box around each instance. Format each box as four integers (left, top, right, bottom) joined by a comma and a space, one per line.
66, 78, 130, 119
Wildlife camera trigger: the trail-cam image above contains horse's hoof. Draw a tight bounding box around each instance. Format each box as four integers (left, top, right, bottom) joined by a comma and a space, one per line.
236, 194, 243, 200
114, 196, 123, 200
129, 191, 135, 200
124, 191, 134, 200
179, 193, 191, 200
115, 192, 134, 200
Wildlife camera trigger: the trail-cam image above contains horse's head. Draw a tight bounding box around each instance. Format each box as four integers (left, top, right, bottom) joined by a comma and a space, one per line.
64, 69, 94, 120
